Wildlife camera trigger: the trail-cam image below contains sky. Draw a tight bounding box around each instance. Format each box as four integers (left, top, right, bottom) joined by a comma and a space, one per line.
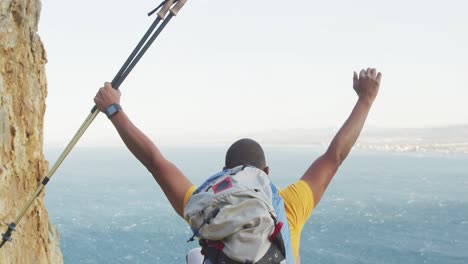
39, 0, 468, 147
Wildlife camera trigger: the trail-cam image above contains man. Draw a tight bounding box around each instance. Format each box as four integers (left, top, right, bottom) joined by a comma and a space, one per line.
94, 68, 382, 263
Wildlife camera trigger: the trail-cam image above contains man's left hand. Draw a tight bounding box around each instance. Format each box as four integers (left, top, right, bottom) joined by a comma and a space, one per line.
353, 68, 381, 104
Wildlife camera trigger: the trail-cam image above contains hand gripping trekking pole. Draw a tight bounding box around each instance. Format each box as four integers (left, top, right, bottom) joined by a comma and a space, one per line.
0, 0, 188, 249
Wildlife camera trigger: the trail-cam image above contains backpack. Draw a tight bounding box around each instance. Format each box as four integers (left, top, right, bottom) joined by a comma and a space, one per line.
184, 165, 286, 264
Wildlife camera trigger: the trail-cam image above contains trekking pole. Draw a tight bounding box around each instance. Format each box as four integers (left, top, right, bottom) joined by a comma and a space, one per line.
0, 0, 188, 249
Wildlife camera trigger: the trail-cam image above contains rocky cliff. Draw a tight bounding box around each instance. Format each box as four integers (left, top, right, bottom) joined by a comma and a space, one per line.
0, 0, 63, 263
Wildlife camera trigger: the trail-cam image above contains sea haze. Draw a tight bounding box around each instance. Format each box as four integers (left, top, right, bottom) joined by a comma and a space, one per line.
43, 146, 468, 264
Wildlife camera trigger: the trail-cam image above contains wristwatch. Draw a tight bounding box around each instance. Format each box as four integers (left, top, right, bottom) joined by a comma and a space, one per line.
104, 103, 122, 119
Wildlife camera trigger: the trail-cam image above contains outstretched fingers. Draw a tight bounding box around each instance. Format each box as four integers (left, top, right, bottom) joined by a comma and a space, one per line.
359, 69, 367, 79
370, 68, 377, 78
358, 68, 380, 81
353, 67, 382, 101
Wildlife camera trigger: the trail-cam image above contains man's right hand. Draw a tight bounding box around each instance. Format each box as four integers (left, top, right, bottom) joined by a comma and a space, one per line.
94, 82, 121, 112
353, 68, 381, 104
94, 82, 193, 217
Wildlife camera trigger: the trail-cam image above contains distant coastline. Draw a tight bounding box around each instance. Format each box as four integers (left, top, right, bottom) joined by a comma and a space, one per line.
45, 125, 468, 156
253, 124, 468, 155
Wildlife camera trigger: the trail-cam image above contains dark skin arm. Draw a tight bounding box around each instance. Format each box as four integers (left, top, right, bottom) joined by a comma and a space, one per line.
94, 83, 193, 217
301, 68, 382, 207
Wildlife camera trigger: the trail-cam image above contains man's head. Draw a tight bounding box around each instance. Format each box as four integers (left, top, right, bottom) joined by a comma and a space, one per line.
224, 138, 269, 174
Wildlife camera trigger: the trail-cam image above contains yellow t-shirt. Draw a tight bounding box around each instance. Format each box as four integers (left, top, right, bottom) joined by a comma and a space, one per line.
182, 180, 314, 260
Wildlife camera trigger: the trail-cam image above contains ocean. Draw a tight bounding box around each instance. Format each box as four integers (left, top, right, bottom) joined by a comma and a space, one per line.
43, 146, 468, 264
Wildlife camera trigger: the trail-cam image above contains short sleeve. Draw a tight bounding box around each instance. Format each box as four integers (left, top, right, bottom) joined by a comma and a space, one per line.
279, 180, 314, 258
182, 185, 197, 214
280, 180, 314, 227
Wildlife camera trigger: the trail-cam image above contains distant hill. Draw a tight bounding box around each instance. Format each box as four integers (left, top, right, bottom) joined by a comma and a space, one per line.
254, 125, 468, 155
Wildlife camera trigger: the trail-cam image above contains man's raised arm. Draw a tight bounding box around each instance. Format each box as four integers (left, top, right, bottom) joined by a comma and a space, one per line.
301, 68, 382, 207
94, 82, 193, 217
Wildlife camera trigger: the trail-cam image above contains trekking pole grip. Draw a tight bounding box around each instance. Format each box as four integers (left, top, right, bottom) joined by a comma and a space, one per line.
157, 0, 175, 19
170, 0, 188, 16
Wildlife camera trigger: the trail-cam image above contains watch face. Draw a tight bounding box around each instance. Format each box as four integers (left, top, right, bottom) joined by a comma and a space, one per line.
106, 104, 121, 118
106, 105, 117, 117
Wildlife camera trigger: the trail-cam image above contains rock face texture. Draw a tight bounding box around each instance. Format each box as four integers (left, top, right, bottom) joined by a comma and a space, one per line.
0, 0, 63, 263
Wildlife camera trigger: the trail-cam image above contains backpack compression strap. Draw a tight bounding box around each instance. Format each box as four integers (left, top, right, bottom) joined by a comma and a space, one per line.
200, 237, 286, 264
